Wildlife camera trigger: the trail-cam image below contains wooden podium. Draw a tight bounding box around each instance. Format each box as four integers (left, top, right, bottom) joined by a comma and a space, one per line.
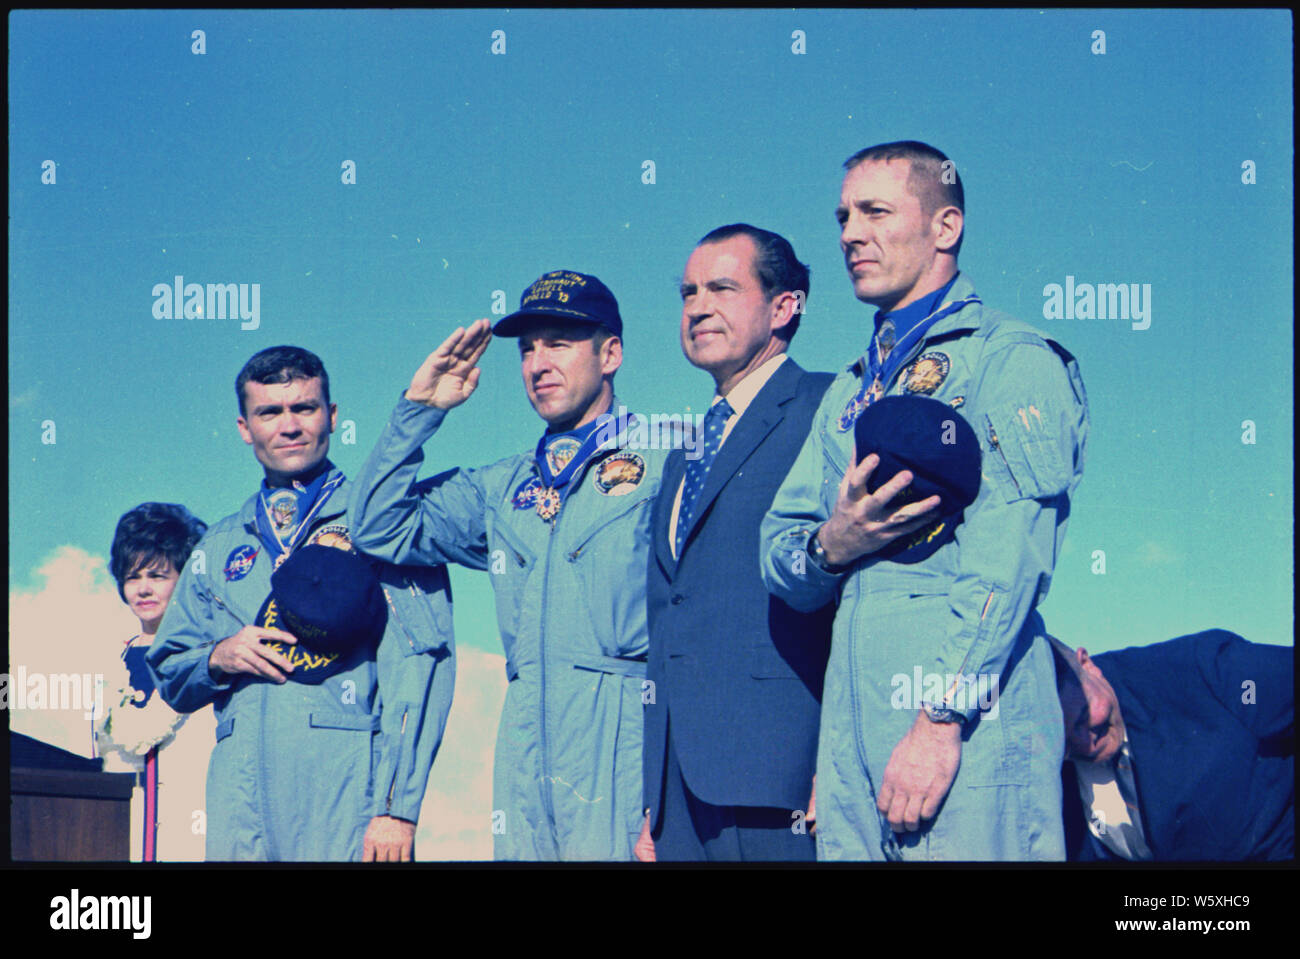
10, 731, 135, 861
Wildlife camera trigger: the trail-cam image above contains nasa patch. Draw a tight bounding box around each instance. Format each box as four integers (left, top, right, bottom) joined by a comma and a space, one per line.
512, 476, 543, 510
224, 544, 259, 581
593, 452, 646, 495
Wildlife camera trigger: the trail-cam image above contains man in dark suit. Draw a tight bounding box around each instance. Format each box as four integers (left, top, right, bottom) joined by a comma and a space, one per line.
1052, 630, 1293, 861
635, 224, 835, 861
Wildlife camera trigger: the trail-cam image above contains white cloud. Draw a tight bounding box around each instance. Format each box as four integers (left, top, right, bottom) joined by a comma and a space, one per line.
415, 644, 507, 861
7, 546, 139, 754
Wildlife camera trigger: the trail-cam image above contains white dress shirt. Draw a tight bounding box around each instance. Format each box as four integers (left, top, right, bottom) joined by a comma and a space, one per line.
669, 353, 789, 558
1072, 734, 1153, 860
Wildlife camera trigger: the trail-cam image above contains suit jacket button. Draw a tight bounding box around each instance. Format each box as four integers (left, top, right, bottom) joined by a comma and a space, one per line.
671, 594, 684, 605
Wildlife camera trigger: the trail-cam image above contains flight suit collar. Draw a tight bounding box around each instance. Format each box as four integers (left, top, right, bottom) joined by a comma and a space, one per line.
848, 273, 984, 378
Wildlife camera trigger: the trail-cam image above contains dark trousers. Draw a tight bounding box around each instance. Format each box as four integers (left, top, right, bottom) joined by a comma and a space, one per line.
652, 723, 816, 862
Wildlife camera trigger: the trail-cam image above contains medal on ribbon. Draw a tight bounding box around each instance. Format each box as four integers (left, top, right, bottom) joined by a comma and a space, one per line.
837, 294, 980, 432
255, 468, 345, 569
545, 436, 581, 475
526, 405, 639, 523
535, 487, 562, 520
267, 488, 298, 534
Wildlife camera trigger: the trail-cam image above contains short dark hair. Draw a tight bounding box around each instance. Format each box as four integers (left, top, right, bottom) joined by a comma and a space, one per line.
109, 503, 208, 601
696, 223, 810, 341
236, 346, 330, 417
843, 141, 964, 255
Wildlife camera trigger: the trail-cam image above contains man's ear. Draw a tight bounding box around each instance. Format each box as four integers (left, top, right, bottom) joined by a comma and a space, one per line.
601, 335, 623, 376
932, 205, 963, 254
1077, 647, 1105, 680
236, 417, 254, 446
769, 290, 799, 335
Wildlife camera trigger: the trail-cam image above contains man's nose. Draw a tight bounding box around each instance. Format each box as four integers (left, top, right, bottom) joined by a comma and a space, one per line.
687, 305, 711, 325
842, 213, 870, 248
529, 349, 555, 375
687, 292, 714, 323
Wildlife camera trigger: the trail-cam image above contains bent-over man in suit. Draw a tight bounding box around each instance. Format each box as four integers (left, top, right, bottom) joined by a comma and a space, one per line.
635, 224, 835, 861
1052, 630, 1293, 861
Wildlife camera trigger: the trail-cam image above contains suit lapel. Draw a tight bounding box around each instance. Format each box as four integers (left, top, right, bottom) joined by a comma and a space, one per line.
677, 360, 804, 555
653, 447, 687, 578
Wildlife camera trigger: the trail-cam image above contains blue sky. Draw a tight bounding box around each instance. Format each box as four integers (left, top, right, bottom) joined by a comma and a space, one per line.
10, 10, 1293, 659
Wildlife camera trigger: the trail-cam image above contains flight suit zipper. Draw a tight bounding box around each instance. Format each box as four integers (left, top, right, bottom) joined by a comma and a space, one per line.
378, 579, 424, 812
386, 707, 408, 813
381, 579, 422, 653
537, 506, 560, 843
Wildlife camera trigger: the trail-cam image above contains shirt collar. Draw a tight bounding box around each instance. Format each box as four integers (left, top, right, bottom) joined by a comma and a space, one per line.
714, 353, 787, 420
259, 457, 336, 493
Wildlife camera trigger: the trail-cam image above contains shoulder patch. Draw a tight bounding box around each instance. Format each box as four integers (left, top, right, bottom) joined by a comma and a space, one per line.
901, 352, 951, 395
306, 524, 353, 552
593, 452, 646, 495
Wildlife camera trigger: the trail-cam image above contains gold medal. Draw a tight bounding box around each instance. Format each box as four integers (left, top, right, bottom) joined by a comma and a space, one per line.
536, 487, 562, 521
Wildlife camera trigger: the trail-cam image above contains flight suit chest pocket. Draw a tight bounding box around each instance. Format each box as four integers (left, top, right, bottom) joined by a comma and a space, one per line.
982, 406, 1071, 504
566, 492, 655, 658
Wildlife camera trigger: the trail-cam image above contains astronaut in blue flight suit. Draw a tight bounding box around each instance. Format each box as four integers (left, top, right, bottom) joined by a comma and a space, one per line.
761, 142, 1090, 860
348, 271, 671, 860
147, 345, 455, 861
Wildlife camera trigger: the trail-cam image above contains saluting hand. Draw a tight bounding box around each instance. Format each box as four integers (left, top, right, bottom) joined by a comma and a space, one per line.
817, 453, 943, 568
405, 318, 493, 410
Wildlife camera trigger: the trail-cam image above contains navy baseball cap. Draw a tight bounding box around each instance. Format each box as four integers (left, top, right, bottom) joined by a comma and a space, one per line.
853, 395, 982, 564
254, 544, 387, 684
493, 270, 623, 338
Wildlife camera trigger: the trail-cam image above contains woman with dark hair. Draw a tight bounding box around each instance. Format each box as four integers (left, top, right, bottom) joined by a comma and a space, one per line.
93, 502, 207, 861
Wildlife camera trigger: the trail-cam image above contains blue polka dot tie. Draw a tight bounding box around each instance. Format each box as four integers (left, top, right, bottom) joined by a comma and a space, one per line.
676, 397, 735, 556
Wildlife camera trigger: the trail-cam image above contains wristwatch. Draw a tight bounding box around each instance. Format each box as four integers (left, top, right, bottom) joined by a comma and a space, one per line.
920, 701, 966, 725
807, 528, 846, 574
